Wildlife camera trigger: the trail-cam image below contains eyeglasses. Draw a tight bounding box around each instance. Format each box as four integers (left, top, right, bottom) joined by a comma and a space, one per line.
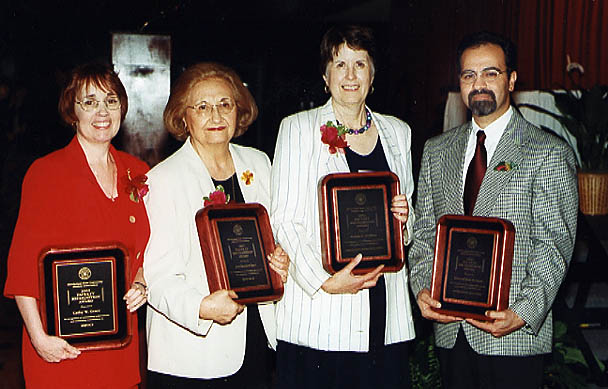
187, 98, 235, 116
459, 68, 507, 84
76, 96, 121, 112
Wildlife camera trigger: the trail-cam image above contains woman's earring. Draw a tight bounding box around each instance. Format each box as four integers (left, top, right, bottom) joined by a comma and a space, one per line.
370, 85, 375, 95
324, 85, 329, 94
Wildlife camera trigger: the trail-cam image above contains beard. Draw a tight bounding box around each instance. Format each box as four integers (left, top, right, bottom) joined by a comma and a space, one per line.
468, 89, 497, 116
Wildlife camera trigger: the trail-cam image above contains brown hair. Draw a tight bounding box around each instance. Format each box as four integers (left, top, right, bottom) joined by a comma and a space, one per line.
164, 62, 258, 140
319, 25, 376, 76
58, 63, 128, 127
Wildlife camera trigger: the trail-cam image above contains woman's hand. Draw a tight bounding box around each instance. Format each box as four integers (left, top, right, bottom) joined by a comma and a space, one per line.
199, 290, 244, 325
321, 254, 384, 294
390, 194, 409, 223
15, 295, 80, 363
268, 245, 289, 283
124, 283, 147, 312
31, 333, 81, 363
124, 267, 147, 312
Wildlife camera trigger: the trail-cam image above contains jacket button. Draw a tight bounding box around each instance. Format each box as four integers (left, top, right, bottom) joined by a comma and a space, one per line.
129, 216, 136, 223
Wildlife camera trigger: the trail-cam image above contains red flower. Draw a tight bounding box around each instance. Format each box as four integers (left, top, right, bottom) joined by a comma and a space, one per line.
203, 185, 230, 206
320, 122, 348, 154
125, 169, 149, 203
493, 161, 517, 171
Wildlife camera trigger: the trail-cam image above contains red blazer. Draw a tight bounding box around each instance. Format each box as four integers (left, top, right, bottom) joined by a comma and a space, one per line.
4, 136, 150, 389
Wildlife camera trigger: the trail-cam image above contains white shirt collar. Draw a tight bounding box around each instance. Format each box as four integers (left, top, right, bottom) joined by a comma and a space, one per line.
470, 105, 513, 163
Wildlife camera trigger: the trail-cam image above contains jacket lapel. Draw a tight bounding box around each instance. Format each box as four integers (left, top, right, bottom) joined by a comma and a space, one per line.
374, 112, 403, 179
441, 125, 470, 215
181, 139, 217, 202
230, 144, 256, 203
474, 110, 526, 216
319, 99, 350, 174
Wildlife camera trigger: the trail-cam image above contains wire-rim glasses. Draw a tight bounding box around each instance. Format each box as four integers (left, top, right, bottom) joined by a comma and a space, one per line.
187, 98, 235, 116
76, 96, 121, 112
460, 68, 507, 84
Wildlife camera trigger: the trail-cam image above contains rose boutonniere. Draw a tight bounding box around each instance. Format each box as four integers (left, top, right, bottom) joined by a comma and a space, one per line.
241, 170, 254, 185
494, 161, 518, 171
125, 168, 149, 203
203, 185, 230, 206
321, 121, 348, 154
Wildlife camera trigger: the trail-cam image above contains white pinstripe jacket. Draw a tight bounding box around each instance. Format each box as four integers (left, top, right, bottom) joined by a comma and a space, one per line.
270, 99, 416, 351
409, 109, 578, 355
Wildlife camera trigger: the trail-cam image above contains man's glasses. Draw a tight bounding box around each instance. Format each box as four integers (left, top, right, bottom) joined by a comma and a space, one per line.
459, 68, 507, 84
187, 98, 235, 116
76, 96, 121, 112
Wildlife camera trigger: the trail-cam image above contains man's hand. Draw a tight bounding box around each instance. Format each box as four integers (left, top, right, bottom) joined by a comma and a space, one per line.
466, 309, 525, 337
416, 289, 463, 323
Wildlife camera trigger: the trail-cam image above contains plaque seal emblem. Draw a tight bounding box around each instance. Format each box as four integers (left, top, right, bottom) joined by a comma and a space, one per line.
78, 266, 92, 280
354, 192, 367, 206
466, 236, 478, 249
233, 224, 244, 236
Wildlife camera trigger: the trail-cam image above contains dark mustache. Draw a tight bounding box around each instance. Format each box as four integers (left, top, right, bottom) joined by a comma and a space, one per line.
468, 89, 496, 99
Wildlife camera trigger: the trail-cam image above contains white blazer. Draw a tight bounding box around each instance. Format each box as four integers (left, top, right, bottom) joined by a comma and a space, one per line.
270, 100, 416, 352
144, 139, 277, 379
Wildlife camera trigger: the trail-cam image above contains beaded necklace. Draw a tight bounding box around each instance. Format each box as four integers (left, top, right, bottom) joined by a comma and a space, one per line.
337, 107, 372, 135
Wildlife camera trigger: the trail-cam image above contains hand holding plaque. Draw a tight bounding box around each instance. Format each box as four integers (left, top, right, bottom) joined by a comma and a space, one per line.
195, 203, 284, 305
38, 244, 132, 351
318, 171, 405, 275
430, 215, 514, 321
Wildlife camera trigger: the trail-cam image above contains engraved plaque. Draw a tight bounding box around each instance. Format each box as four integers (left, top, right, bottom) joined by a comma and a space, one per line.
39, 245, 132, 351
216, 219, 270, 290
335, 187, 390, 260
319, 171, 405, 275
195, 203, 284, 304
430, 215, 514, 320
54, 259, 117, 337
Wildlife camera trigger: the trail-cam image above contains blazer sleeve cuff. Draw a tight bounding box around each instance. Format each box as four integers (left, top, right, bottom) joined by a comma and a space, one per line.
509, 299, 544, 335
403, 204, 415, 246
409, 278, 426, 299
197, 317, 214, 335
296, 269, 328, 298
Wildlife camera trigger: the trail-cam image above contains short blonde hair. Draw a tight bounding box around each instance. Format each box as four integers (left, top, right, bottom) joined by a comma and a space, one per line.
164, 62, 258, 140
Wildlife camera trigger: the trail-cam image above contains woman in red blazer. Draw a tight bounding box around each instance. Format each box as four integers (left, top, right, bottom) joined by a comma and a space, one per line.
4, 63, 150, 388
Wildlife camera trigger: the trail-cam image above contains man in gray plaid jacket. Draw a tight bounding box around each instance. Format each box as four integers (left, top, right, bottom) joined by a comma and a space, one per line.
408, 31, 578, 388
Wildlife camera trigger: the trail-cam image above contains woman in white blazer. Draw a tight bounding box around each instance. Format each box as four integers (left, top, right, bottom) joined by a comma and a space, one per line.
270, 26, 416, 389
143, 62, 288, 389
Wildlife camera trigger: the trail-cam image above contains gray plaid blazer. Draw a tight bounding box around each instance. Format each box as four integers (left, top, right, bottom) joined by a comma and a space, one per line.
408, 108, 578, 356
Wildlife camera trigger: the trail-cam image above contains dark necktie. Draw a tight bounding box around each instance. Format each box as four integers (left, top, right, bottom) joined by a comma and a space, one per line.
464, 130, 487, 215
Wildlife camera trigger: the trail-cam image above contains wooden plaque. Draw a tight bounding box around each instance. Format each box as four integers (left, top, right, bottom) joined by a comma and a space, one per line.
195, 203, 283, 304
430, 215, 514, 320
38, 244, 132, 351
318, 171, 405, 275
